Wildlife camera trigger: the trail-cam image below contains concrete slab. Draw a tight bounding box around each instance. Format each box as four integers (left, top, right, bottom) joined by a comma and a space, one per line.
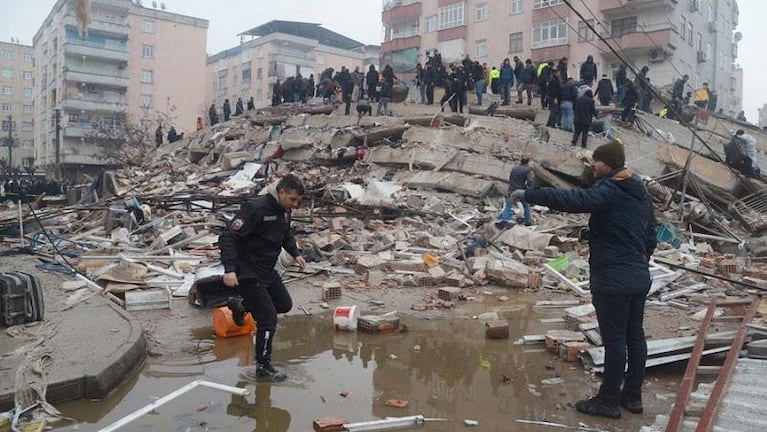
0, 255, 146, 412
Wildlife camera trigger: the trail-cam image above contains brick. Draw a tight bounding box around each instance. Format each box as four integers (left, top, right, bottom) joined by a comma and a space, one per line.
485, 319, 510, 339
559, 341, 592, 362
543, 246, 560, 258
438, 287, 461, 301
358, 315, 400, 333
445, 272, 466, 287
355, 255, 386, 274
544, 330, 586, 354
322, 281, 342, 301
388, 261, 426, 273
313, 416, 347, 432
385, 399, 409, 408
486, 269, 528, 289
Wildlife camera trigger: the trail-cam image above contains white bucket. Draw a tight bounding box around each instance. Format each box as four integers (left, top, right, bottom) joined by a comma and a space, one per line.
333, 305, 358, 331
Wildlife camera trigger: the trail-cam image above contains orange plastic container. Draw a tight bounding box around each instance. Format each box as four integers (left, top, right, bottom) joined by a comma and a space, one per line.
212, 306, 256, 338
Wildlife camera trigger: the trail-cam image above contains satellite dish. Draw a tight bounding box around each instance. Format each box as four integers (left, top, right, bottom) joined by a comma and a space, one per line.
734, 32, 743, 42
152, 1, 157, 7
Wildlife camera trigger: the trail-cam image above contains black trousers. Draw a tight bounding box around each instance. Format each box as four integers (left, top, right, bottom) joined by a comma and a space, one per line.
572, 123, 590, 147
240, 271, 293, 365
592, 291, 648, 401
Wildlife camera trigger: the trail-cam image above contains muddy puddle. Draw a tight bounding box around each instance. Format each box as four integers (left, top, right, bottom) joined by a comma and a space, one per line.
53, 293, 682, 431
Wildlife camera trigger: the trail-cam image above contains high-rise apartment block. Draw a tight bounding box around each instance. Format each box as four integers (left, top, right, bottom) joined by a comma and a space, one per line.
33, 0, 208, 178
381, 0, 743, 115
0, 41, 36, 171
207, 20, 379, 112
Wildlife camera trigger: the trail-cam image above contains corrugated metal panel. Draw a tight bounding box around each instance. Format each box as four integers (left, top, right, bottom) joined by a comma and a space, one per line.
641, 358, 767, 432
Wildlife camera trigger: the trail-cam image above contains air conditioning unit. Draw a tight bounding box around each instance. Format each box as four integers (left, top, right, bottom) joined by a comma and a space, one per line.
690, 0, 700, 12
708, 21, 717, 33
697, 51, 708, 62
649, 49, 667, 63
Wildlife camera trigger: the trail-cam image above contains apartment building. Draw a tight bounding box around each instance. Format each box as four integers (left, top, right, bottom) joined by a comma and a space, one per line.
381, 0, 743, 115
207, 20, 379, 111
0, 41, 36, 171
33, 0, 208, 179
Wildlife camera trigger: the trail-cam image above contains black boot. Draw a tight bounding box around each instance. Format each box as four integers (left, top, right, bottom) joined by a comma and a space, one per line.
575, 396, 621, 419
620, 389, 643, 414
256, 363, 287, 382
227, 297, 246, 326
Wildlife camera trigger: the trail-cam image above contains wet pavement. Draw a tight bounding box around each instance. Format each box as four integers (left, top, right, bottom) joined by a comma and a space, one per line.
50, 291, 684, 432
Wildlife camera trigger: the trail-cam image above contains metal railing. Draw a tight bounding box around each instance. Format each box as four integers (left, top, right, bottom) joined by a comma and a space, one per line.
383, 0, 420, 11
65, 38, 128, 53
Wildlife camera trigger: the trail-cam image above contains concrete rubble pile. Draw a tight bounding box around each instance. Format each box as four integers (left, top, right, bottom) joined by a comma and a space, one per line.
0, 102, 765, 327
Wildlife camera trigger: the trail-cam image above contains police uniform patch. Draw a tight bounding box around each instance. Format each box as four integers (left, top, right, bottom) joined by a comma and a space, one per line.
231, 218, 244, 231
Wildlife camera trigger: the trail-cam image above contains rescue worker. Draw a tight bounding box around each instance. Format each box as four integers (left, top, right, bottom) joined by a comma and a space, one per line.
219, 175, 307, 382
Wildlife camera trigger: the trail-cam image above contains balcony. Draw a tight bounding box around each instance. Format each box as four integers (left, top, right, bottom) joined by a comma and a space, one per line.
63, 15, 129, 38
599, 25, 673, 53
381, 35, 422, 54
65, 40, 129, 62
269, 47, 315, 67
61, 96, 127, 113
600, 0, 675, 16
382, 1, 422, 25
64, 69, 129, 88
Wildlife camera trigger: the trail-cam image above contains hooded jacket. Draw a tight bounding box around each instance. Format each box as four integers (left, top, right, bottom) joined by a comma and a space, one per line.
579, 55, 598, 83
524, 168, 656, 295
219, 189, 300, 281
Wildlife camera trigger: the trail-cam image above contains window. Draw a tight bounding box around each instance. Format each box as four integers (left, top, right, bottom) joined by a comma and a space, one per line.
257, 47, 263, 59
23, 105, 32, 114
23, 71, 33, 80
687, 22, 693, 46
21, 139, 33, 148
680, 16, 686, 40
2, 69, 12, 78
256, 67, 263, 79
1, 86, 12, 96
696, 33, 702, 52
578, 19, 595, 41
719, 50, 724, 69
475, 3, 488, 22
475, 39, 488, 58
438, 3, 465, 30
534, 0, 561, 9
706, 42, 711, 59
22, 121, 33, 130
23, 53, 33, 63
1, 50, 11, 59
1, 104, 12, 113
141, 69, 154, 83
142, 45, 154, 59
23, 88, 32, 97
610, 16, 637, 37
510, 0, 523, 15
532, 18, 567, 49
509, 32, 523, 53
143, 20, 154, 33
140, 94, 153, 108
425, 15, 437, 32
1, 120, 11, 130
242, 68, 251, 82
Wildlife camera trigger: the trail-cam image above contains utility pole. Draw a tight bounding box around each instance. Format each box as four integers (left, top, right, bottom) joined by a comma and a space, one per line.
55, 109, 62, 181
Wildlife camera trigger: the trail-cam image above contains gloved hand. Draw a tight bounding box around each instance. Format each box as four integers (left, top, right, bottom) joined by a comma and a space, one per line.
510, 189, 526, 203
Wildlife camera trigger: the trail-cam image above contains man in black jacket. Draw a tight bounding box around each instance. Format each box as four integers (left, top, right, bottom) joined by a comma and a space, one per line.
219, 175, 307, 382
572, 89, 597, 148
580, 55, 598, 86
596, 74, 614, 106
511, 140, 656, 419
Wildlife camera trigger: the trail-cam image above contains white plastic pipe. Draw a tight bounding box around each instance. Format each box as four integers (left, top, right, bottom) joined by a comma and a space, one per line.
97, 380, 249, 432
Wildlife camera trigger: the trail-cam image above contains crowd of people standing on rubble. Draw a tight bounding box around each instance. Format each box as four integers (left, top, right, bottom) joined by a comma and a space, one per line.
197, 49, 729, 151
0, 178, 67, 202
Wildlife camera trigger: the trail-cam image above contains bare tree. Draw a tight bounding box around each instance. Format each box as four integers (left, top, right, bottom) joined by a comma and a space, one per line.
87, 101, 178, 167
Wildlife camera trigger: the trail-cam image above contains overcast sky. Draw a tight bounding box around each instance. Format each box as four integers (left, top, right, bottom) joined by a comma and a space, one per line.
1, 0, 765, 121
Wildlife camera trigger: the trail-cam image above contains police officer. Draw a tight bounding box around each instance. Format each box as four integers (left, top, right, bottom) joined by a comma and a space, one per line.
219, 174, 306, 382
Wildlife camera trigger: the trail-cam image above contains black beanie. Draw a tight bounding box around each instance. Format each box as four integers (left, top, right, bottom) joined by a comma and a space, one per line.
592, 140, 625, 168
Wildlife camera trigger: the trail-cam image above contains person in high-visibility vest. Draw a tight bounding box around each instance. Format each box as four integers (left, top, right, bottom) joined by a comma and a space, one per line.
693, 82, 710, 109
489, 66, 500, 95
